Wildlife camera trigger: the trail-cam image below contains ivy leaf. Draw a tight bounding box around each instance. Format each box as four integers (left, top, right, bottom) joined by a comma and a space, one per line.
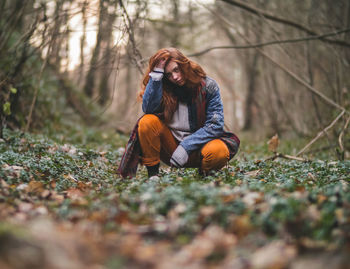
3, 102, 11, 115
10, 87, 17, 94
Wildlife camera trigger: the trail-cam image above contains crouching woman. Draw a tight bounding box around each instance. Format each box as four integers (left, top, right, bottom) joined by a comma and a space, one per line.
118, 48, 240, 178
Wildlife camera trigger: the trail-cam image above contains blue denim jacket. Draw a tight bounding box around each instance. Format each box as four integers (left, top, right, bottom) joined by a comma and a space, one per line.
142, 76, 225, 154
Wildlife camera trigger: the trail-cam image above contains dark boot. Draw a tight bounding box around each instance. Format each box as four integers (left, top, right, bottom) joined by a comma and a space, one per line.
146, 163, 160, 178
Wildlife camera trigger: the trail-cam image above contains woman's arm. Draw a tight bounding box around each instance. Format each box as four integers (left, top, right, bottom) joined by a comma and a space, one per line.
142, 58, 167, 114
142, 69, 164, 113
180, 78, 225, 153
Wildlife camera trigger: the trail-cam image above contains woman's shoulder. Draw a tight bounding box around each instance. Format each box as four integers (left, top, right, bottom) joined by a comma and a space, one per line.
204, 76, 219, 94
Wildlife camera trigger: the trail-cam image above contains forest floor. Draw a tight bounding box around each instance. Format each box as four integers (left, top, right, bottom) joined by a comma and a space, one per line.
0, 127, 349, 269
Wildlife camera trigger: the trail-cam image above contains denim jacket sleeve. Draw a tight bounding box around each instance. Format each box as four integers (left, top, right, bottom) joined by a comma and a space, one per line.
180, 78, 224, 153
142, 70, 164, 113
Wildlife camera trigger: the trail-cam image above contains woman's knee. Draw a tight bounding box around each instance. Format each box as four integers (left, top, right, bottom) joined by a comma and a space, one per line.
201, 139, 229, 170
138, 114, 161, 133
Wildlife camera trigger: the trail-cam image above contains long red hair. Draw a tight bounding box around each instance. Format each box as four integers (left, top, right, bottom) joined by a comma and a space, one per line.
138, 48, 206, 122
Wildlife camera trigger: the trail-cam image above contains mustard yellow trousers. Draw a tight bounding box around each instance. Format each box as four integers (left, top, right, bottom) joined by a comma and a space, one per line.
138, 114, 229, 173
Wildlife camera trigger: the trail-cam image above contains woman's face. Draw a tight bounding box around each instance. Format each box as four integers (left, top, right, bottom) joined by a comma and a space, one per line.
165, 60, 185, 86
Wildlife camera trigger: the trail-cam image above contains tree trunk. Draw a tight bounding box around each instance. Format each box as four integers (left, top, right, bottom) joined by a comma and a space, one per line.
83, 0, 105, 98
242, 51, 259, 131
78, 0, 88, 84
98, 0, 117, 106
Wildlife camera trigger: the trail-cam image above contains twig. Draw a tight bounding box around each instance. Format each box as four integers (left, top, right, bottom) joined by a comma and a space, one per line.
118, 0, 144, 74
265, 152, 310, 162
297, 110, 346, 156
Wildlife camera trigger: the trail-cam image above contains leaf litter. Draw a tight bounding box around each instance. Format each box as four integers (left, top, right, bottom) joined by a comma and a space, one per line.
0, 130, 349, 268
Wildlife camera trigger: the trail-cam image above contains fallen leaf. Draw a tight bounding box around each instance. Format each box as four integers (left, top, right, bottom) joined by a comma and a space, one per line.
252, 241, 297, 269
40, 189, 51, 199
64, 174, 78, 182
317, 194, 327, 204
18, 202, 34, 212
221, 193, 237, 203
27, 180, 45, 194
199, 206, 216, 217
229, 215, 252, 238
51, 191, 64, 204
244, 169, 261, 177
243, 192, 263, 206
179, 225, 237, 261
66, 188, 88, 206
77, 181, 92, 191
268, 134, 279, 153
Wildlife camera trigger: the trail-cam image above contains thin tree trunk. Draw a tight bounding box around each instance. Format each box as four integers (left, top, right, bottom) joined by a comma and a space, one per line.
83, 0, 105, 98
79, 0, 88, 84
98, 0, 117, 106
242, 51, 259, 131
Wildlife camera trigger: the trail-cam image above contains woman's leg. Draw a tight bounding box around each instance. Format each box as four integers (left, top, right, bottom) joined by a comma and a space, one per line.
138, 114, 178, 172
200, 139, 229, 173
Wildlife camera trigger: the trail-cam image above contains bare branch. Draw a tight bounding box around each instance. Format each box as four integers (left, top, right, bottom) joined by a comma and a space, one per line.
188, 28, 350, 57
220, 0, 350, 47
265, 153, 310, 162
193, 3, 349, 115
297, 110, 346, 156
118, 0, 144, 74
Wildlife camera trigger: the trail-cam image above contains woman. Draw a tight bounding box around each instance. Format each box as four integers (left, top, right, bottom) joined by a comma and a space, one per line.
118, 48, 239, 178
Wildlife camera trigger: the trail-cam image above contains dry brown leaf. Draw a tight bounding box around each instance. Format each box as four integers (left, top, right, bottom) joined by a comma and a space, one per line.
64, 174, 78, 182
27, 180, 45, 194
18, 202, 34, 212
114, 210, 129, 224
307, 205, 321, 221
229, 215, 252, 238
244, 169, 261, 177
243, 192, 264, 206
180, 225, 237, 262
221, 193, 237, 203
317, 194, 327, 204
252, 241, 297, 269
89, 210, 108, 223
1, 179, 9, 189
77, 181, 92, 191
50, 191, 64, 204
66, 188, 88, 206
134, 244, 158, 263
268, 134, 279, 153
40, 189, 51, 199
119, 234, 142, 255
199, 206, 216, 217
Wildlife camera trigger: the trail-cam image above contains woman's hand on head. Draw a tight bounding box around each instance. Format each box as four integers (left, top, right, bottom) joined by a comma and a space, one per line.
155, 57, 167, 69
153, 51, 170, 69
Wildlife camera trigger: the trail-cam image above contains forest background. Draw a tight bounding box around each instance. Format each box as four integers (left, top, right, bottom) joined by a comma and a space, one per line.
0, 0, 349, 268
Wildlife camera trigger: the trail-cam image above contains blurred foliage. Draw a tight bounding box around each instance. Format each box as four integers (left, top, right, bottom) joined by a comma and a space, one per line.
0, 128, 349, 268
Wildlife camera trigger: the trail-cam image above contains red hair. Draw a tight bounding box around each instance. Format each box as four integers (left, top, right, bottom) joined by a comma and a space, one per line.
138, 48, 206, 122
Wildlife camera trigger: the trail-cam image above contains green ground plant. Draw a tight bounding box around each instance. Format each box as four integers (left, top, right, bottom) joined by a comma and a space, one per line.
0, 127, 349, 268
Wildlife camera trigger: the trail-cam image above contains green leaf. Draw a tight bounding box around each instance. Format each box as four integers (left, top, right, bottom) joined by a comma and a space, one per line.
3, 102, 11, 115
10, 87, 17, 94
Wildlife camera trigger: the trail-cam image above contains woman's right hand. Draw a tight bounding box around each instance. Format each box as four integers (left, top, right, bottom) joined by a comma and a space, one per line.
154, 51, 169, 69
155, 57, 167, 69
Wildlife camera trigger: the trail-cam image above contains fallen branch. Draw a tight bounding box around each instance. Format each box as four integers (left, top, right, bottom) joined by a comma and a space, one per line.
297, 110, 346, 156
265, 152, 310, 162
